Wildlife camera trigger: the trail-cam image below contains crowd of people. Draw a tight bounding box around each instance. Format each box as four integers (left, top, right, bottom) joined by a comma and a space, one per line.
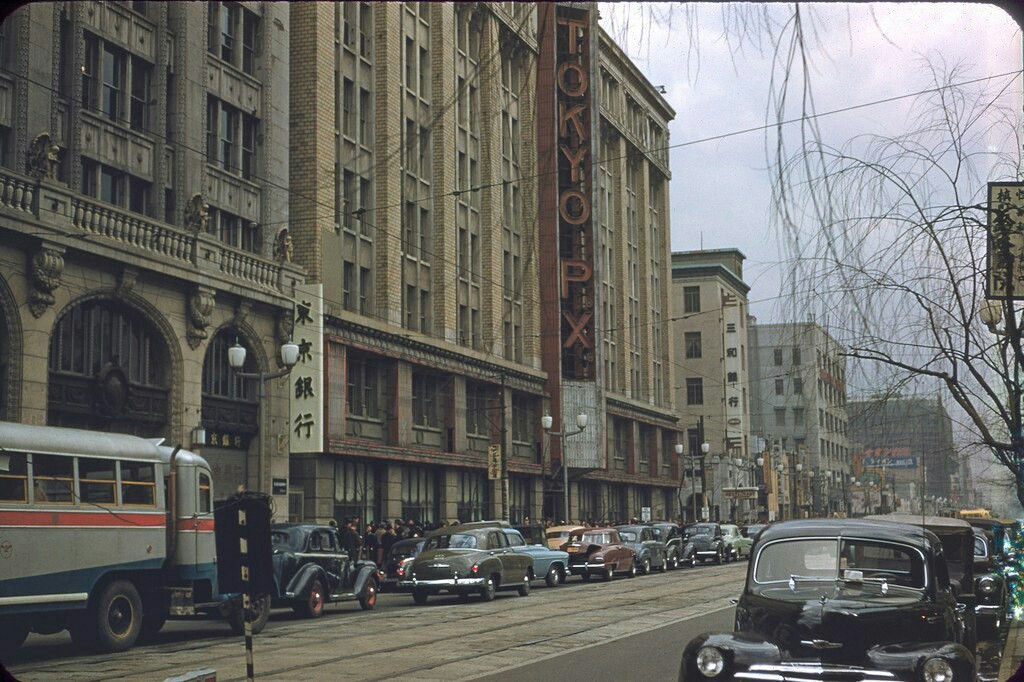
328, 517, 451, 564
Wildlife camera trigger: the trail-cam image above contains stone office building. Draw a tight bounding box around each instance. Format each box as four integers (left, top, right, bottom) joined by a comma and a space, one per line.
287, 2, 682, 526
0, 2, 303, 510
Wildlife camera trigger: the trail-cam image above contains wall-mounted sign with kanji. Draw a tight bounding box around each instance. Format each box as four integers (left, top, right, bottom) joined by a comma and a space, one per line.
487, 444, 502, 481
290, 283, 324, 454
988, 182, 1024, 300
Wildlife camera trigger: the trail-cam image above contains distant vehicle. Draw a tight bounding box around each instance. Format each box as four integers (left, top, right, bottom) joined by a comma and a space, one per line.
270, 523, 379, 617
545, 524, 585, 550
719, 524, 750, 560
0, 422, 268, 656
678, 519, 976, 681
502, 527, 570, 587
971, 527, 1010, 638
399, 521, 532, 604
380, 537, 425, 592
615, 525, 668, 574
648, 522, 690, 569
683, 523, 727, 564
562, 528, 637, 581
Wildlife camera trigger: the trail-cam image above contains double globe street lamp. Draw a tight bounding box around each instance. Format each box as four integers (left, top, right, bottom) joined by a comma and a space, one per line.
675, 441, 710, 522
542, 412, 588, 523
227, 339, 300, 495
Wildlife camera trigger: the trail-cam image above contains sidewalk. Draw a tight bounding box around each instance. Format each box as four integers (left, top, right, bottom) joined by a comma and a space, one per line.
1000, 620, 1024, 681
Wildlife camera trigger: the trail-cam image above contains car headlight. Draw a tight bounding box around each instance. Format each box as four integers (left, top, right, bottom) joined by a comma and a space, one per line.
695, 646, 725, 677
978, 576, 997, 594
922, 657, 953, 682
590, 556, 604, 563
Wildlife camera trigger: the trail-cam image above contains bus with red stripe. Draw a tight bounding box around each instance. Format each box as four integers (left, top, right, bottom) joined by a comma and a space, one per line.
0, 421, 269, 655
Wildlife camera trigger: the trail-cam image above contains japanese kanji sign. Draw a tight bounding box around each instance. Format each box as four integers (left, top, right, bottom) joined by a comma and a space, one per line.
988, 182, 1024, 300
487, 444, 502, 481
290, 283, 324, 454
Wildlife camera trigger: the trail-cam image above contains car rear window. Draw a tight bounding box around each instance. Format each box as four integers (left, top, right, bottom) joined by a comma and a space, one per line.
424, 533, 478, 550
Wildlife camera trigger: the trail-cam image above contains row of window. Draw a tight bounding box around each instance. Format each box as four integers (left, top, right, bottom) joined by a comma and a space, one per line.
0, 451, 158, 507
775, 377, 804, 395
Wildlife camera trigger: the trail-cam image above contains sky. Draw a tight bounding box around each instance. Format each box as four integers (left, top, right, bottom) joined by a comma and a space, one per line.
599, 2, 1023, 323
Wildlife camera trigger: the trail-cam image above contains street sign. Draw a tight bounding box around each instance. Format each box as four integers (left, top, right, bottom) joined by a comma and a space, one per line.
641, 506, 651, 522
487, 444, 502, 480
723, 487, 758, 500
988, 182, 1024, 299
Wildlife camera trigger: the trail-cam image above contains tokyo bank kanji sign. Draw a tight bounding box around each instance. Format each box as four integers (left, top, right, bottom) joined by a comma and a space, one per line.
987, 182, 1024, 300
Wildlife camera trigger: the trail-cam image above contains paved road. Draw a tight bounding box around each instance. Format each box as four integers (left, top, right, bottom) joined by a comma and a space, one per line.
6, 562, 747, 681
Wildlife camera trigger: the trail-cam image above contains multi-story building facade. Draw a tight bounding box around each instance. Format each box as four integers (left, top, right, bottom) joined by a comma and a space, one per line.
749, 321, 850, 516
670, 249, 754, 522
847, 395, 958, 513
0, 3, 303, 509
286, 2, 681, 526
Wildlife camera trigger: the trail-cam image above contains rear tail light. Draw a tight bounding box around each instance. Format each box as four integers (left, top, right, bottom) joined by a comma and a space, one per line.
471, 564, 480, 574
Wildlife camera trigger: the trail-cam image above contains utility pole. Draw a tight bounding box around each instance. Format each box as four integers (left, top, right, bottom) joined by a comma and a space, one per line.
500, 374, 509, 522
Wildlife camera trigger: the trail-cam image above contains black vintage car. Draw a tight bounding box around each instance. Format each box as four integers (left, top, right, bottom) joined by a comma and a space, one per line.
380, 537, 426, 592
678, 519, 976, 681
399, 521, 533, 604
615, 524, 668, 574
270, 524, 380, 618
649, 522, 695, 569
683, 523, 727, 564
971, 526, 1009, 638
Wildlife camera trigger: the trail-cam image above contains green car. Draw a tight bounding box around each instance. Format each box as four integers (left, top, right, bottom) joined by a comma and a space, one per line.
721, 523, 752, 560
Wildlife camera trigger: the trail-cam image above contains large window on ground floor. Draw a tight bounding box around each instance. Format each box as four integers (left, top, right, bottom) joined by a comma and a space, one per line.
509, 475, 532, 525
456, 469, 488, 523
334, 458, 379, 524
401, 464, 439, 525
608, 485, 627, 525
579, 481, 602, 525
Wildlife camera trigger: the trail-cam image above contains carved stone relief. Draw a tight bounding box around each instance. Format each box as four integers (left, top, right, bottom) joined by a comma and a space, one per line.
186, 286, 215, 350
28, 245, 65, 318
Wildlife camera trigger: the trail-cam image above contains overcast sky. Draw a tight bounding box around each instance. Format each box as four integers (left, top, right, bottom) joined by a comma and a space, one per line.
600, 2, 1022, 323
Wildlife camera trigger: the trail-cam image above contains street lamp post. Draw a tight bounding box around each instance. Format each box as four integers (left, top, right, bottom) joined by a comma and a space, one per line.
228, 340, 299, 495
542, 413, 588, 523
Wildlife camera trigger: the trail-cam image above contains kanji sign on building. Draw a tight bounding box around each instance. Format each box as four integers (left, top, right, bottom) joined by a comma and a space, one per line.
290, 283, 323, 454
988, 181, 1024, 300
487, 444, 502, 481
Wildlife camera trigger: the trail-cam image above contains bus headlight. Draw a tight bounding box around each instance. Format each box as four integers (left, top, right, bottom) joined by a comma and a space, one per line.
695, 646, 725, 677
922, 657, 953, 682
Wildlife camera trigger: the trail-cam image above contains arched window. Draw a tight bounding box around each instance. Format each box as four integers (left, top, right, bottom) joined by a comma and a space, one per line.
48, 299, 169, 433
202, 331, 256, 401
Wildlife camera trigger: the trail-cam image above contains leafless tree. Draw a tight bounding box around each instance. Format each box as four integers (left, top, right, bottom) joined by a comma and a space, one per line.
771, 57, 1024, 507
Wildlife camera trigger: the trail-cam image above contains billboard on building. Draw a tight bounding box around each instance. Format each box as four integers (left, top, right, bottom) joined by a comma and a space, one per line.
290, 283, 324, 454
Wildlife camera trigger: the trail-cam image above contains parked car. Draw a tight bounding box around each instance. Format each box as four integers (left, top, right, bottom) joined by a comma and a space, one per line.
682, 523, 727, 564
380, 537, 425, 592
615, 525, 668, 574
562, 527, 637, 581
866, 513, 978, 654
399, 521, 533, 604
546, 524, 586, 550
503, 527, 570, 587
270, 523, 380, 618
678, 518, 976, 681
720, 523, 751, 560
972, 526, 1010, 638
648, 523, 691, 569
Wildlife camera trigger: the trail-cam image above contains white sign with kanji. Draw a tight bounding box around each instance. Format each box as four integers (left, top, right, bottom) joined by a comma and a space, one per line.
290, 283, 324, 454
988, 182, 1024, 300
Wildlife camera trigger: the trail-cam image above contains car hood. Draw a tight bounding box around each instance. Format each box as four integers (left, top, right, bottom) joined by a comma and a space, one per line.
736, 584, 953, 661
689, 536, 715, 549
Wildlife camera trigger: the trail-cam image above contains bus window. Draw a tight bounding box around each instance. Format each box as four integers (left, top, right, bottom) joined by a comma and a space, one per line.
0, 451, 28, 502
199, 473, 211, 513
79, 457, 117, 504
120, 460, 156, 506
33, 453, 74, 503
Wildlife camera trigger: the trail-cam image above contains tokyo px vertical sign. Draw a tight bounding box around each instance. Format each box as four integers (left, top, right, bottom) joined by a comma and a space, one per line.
556, 4, 595, 380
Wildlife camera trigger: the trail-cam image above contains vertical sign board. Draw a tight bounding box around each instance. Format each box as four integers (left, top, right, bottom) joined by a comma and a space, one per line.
487, 444, 502, 481
988, 182, 1024, 299
556, 4, 596, 381
290, 283, 324, 454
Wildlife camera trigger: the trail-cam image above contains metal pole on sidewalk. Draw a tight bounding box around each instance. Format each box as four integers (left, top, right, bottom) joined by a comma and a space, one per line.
239, 507, 254, 682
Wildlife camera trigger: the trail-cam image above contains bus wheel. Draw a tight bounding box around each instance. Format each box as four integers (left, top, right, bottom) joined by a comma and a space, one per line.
92, 580, 143, 653
0, 622, 29, 657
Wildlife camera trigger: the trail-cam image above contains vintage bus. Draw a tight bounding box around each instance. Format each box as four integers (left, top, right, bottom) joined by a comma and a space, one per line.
0, 421, 268, 655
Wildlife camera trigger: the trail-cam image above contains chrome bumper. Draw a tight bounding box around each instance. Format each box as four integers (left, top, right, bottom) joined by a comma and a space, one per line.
976, 604, 1004, 616
568, 562, 606, 572
736, 663, 898, 680
398, 576, 486, 590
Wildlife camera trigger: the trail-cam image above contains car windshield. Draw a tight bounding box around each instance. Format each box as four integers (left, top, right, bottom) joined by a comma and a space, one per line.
687, 525, 715, 536
570, 532, 613, 544
754, 538, 925, 589
618, 531, 637, 542
424, 533, 478, 550
271, 528, 304, 551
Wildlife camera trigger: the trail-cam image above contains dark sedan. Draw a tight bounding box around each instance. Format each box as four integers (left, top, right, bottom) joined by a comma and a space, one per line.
683, 523, 726, 564
380, 537, 425, 592
270, 524, 380, 618
678, 519, 975, 681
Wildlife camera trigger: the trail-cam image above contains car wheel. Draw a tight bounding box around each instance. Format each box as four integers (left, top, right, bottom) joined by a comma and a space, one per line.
642, 558, 651, 575
603, 566, 614, 581
297, 578, 325, 618
517, 576, 531, 597
628, 561, 637, 578
480, 577, 496, 601
412, 589, 429, 605
545, 565, 561, 588
715, 549, 723, 565
458, 592, 472, 602
669, 553, 679, 570
358, 578, 377, 611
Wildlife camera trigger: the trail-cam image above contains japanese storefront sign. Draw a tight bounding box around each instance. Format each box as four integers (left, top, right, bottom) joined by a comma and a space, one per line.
289, 283, 324, 454
487, 444, 502, 481
988, 182, 1024, 299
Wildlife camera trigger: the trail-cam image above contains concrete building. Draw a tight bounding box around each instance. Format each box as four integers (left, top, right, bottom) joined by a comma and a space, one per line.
285, 2, 681, 526
670, 249, 755, 522
0, 3, 302, 511
847, 395, 958, 514
749, 321, 850, 517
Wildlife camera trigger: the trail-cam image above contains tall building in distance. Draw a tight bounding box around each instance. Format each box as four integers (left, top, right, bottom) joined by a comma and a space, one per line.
847, 395, 959, 514
287, 2, 681, 526
749, 321, 850, 517
0, 3, 302, 505
670, 249, 754, 522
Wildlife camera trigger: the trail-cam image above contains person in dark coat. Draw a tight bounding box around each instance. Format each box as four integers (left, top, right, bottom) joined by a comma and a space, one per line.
363, 523, 380, 565
341, 518, 362, 559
